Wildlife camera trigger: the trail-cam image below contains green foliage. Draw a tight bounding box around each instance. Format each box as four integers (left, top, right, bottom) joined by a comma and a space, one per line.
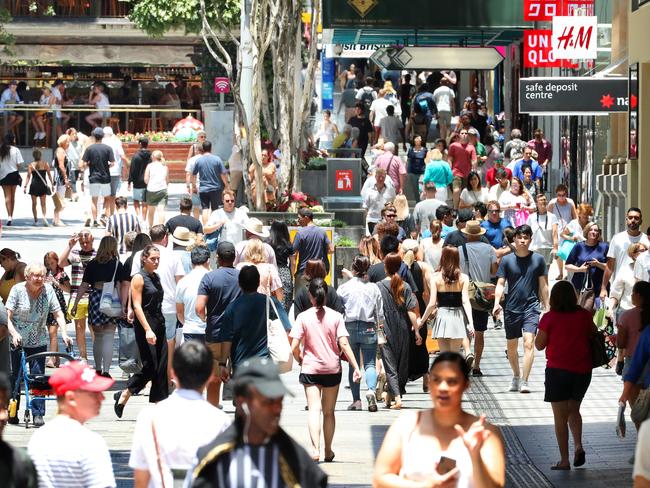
304, 157, 327, 170
129, 0, 239, 38
0, 8, 14, 55
335, 236, 356, 247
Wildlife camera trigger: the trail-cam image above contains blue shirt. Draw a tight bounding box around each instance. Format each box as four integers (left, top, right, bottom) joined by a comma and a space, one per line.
422, 160, 454, 190
293, 225, 331, 274
192, 153, 227, 193
624, 326, 650, 388
197, 267, 242, 342
497, 252, 547, 314
565, 241, 609, 294
481, 218, 511, 249
513, 158, 543, 181
220, 293, 270, 368
0, 88, 21, 109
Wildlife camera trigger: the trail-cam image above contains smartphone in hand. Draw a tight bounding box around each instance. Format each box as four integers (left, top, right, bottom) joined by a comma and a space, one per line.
437, 456, 457, 475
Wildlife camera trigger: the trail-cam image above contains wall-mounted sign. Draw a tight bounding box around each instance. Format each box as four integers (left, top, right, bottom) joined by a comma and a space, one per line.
520, 77, 628, 114
629, 64, 639, 160
524, 30, 560, 68
552, 15, 597, 60
335, 44, 389, 58
524, 0, 593, 21
321, 53, 335, 111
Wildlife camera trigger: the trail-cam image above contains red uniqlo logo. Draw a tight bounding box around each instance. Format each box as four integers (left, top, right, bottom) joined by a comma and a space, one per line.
524, 0, 593, 21
335, 170, 353, 192
524, 30, 581, 68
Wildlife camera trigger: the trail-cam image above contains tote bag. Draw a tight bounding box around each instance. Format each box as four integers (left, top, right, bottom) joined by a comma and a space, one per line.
266, 288, 293, 373
99, 261, 123, 317
118, 324, 142, 374
557, 240, 576, 261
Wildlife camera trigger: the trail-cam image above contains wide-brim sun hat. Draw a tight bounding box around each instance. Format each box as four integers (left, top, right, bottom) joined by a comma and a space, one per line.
243, 218, 270, 238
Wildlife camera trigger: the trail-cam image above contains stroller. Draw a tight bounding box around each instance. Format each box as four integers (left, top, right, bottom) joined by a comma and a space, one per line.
9, 346, 75, 428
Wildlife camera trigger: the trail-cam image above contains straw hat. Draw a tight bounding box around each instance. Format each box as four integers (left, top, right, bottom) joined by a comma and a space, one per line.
171, 227, 195, 247
393, 194, 409, 221
460, 220, 486, 236
243, 218, 270, 238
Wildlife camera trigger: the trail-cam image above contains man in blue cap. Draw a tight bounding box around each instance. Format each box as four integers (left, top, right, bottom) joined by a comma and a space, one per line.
191, 357, 327, 488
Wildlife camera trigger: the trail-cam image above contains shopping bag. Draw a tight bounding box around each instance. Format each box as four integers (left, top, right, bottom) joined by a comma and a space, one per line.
514, 208, 530, 227
99, 262, 123, 317
266, 293, 293, 373
118, 324, 142, 374
557, 240, 576, 261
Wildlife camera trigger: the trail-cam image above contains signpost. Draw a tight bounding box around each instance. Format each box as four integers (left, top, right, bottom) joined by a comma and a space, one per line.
519, 77, 629, 114
370, 46, 504, 71
214, 77, 230, 110
321, 53, 335, 111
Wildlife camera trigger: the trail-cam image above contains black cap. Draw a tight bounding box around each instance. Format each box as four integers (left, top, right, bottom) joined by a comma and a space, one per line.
216, 241, 235, 260
92, 127, 104, 138
457, 208, 474, 223
233, 357, 292, 399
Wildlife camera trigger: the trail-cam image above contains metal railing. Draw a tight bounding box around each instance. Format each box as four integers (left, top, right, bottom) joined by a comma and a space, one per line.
1, 104, 202, 148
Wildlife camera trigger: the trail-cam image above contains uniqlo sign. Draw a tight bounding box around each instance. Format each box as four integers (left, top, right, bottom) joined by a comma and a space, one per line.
524, 30, 560, 68
524, 0, 593, 22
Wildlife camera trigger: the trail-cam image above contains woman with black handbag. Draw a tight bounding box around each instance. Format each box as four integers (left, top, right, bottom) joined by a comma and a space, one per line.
535, 280, 595, 470
565, 222, 609, 313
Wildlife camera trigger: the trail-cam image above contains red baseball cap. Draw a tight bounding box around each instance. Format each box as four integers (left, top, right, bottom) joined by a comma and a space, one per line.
49, 361, 115, 396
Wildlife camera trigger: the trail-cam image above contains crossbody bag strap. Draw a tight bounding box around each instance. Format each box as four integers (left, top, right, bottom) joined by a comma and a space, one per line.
151, 418, 167, 488
461, 243, 473, 281
32, 165, 49, 187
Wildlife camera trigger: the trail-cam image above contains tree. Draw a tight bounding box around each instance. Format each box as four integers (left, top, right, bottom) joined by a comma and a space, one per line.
130, 0, 320, 209
0, 7, 15, 55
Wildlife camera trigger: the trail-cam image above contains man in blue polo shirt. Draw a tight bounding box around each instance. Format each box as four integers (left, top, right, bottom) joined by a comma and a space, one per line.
191, 141, 229, 223
481, 201, 511, 255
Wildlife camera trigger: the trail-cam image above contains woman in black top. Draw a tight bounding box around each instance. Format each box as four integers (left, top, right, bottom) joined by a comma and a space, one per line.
114, 245, 168, 417
71, 236, 129, 377
127, 137, 152, 221
123, 233, 152, 279
268, 220, 295, 311
293, 260, 344, 318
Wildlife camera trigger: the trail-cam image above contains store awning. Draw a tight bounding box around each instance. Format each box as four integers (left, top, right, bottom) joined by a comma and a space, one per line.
326, 28, 523, 47
4, 44, 196, 66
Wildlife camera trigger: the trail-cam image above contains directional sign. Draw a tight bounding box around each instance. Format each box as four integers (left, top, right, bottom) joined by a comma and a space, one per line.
520, 77, 629, 115
370, 47, 504, 71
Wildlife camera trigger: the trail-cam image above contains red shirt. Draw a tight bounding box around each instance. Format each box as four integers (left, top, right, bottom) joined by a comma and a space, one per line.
538, 309, 593, 374
448, 142, 476, 178
485, 166, 512, 187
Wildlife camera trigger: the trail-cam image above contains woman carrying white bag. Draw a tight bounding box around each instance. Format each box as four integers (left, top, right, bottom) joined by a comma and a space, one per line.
290, 278, 362, 463
71, 236, 129, 377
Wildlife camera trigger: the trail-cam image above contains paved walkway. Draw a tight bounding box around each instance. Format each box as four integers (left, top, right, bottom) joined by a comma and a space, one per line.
0, 181, 639, 487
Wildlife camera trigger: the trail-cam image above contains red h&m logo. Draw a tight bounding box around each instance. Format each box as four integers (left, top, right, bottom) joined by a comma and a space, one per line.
335, 170, 353, 192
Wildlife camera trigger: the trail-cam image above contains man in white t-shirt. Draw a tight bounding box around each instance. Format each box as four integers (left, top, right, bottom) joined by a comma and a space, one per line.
129, 341, 231, 487
601, 207, 650, 300
176, 246, 210, 341
204, 189, 249, 246
634, 250, 650, 282
131, 225, 186, 378
526, 193, 558, 266
28, 361, 116, 488
433, 79, 455, 140
102, 126, 129, 218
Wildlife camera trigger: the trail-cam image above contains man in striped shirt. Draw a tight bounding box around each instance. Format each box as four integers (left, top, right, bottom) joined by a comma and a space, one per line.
106, 196, 141, 255
191, 358, 327, 487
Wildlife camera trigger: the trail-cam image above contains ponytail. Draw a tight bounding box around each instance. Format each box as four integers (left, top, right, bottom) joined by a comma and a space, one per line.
308, 278, 328, 309
0, 133, 14, 160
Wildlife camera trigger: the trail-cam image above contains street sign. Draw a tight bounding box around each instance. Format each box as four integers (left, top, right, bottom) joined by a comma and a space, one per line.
213, 77, 230, 94
552, 16, 597, 60
519, 77, 629, 114
370, 47, 503, 71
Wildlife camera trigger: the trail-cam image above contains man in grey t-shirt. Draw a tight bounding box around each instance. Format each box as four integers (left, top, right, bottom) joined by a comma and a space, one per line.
412, 182, 445, 237
458, 221, 498, 377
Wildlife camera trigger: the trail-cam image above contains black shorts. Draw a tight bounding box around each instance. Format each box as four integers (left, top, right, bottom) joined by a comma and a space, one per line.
504, 309, 539, 340
544, 367, 592, 403
0, 171, 22, 187
199, 190, 223, 210
299, 372, 342, 388
472, 309, 489, 332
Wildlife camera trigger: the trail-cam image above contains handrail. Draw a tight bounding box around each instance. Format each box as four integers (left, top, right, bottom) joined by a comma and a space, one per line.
4, 104, 201, 113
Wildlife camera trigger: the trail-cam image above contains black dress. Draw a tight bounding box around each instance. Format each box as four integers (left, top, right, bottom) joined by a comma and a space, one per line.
29, 169, 49, 197
408, 263, 430, 381
127, 270, 169, 403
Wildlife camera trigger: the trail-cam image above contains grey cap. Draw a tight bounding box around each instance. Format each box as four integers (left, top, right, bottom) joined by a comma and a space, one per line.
457, 208, 475, 223
233, 357, 292, 399
92, 127, 104, 138
216, 241, 235, 260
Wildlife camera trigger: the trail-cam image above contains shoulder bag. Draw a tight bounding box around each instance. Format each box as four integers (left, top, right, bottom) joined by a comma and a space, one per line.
577, 267, 596, 313
266, 279, 293, 373
461, 243, 499, 312
99, 260, 123, 317
118, 323, 142, 374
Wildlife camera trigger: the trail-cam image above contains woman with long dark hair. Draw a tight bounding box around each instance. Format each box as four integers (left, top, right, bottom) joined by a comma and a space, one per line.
377, 253, 419, 409
114, 245, 168, 417
459, 171, 488, 209
290, 278, 361, 462
535, 280, 594, 470
0, 133, 24, 226
419, 247, 474, 355
268, 220, 295, 311
293, 259, 344, 318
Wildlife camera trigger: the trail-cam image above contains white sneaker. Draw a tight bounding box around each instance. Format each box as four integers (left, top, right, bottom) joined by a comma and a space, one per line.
519, 381, 530, 393
509, 377, 520, 392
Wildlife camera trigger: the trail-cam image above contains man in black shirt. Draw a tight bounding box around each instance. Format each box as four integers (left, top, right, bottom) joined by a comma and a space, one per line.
444, 208, 491, 247
127, 137, 151, 222
368, 235, 419, 297
81, 127, 114, 227
347, 102, 373, 159
165, 195, 203, 236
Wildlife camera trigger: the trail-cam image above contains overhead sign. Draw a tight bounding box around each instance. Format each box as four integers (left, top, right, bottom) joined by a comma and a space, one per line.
336, 44, 389, 58
520, 77, 629, 114
524, 0, 593, 21
552, 16, 597, 60
371, 47, 503, 71
524, 30, 558, 68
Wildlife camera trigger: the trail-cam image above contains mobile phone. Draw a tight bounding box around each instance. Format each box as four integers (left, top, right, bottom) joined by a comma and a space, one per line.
437, 456, 457, 475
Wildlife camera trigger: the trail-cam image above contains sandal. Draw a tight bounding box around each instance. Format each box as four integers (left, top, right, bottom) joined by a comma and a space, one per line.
324, 451, 335, 462
550, 463, 571, 470
390, 403, 402, 410
574, 449, 586, 467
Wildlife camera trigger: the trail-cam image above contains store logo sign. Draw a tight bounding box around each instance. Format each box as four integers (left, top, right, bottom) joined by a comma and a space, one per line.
552, 16, 597, 60
347, 0, 378, 18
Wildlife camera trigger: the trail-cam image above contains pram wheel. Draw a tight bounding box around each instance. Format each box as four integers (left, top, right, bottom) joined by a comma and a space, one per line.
23, 409, 30, 429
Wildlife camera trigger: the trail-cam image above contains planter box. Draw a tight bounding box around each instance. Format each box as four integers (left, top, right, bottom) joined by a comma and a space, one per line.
122, 142, 193, 183
300, 170, 327, 198
335, 226, 365, 245
248, 211, 334, 226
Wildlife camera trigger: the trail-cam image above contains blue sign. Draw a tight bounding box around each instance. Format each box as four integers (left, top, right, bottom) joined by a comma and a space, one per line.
321, 53, 335, 110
